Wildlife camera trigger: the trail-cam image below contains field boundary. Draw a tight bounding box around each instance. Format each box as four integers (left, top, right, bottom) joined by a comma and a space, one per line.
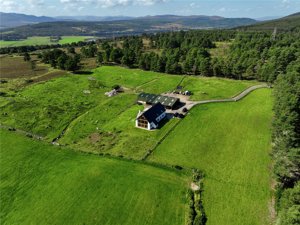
0, 125, 44, 140
141, 119, 182, 161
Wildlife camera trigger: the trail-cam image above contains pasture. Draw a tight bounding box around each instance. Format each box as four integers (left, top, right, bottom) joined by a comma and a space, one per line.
0, 74, 110, 140
0, 55, 67, 96
0, 129, 188, 225
0, 64, 273, 225
149, 89, 273, 225
0, 66, 262, 157
180, 75, 258, 101
94, 66, 257, 98
0, 55, 48, 79
0, 36, 92, 48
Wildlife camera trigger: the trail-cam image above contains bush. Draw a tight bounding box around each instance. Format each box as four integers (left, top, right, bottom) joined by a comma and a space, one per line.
112, 84, 121, 90
174, 165, 183, 170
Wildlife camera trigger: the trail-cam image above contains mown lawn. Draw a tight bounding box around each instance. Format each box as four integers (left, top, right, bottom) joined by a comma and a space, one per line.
149, 89, 273, 225
0, 129, 188, 225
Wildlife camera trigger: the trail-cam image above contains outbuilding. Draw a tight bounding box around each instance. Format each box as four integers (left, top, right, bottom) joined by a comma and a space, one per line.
136, 103, 166, 130
137, 92, 180, 109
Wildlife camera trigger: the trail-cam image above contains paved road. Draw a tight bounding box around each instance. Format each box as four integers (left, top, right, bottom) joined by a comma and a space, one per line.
166, 84, 270, 112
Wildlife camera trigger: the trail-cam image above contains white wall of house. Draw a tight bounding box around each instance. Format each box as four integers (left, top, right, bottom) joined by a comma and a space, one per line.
136, 111, 166, 131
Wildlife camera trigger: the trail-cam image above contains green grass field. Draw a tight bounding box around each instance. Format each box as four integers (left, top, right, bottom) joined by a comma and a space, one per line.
0, 74, 110, 140
59, 95, 179, 159
149, 88, 273, 225
0, 36, 92, 48
0, 65, 273, 224
180, 75, 258, 101
0, 66, 256, 142
0, 129, 188, 225
94, 66, 257, 98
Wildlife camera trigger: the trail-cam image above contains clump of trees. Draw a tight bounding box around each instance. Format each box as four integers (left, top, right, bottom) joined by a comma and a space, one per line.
40, 49, 80, 71
272, 61, 300, 225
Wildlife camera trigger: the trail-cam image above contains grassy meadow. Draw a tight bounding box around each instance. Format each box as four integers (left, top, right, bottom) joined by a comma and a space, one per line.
149, 88, 273, 225
0, 36, 92, 48
180, 75, 258, 101
0, 66, 257, 144
0, 64, 274, 225
0, 55, 48, 79
0, 55, 67, 95
0, 74, 110, 140
0, 129, 188, 225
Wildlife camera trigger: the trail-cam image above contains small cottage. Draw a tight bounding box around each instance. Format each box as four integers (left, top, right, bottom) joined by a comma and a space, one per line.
136, 103, 166, 130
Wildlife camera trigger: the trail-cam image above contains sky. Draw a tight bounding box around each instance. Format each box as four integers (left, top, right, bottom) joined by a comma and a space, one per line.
1, 0, 300, 18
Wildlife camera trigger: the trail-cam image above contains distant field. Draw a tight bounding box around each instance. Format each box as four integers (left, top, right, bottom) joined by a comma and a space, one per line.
0, 130, 188, 225
0, 55, 67, 95
149, 89, 273, 225
0, 36, 92, 48
0, 55, 48, 78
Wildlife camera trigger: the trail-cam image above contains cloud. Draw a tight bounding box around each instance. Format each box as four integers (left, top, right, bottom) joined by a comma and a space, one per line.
60, 0, 168, 8
217, 7, 226, 12
281, 0, 291, 8
27, 0, 45, 7
0, 0, 18, 11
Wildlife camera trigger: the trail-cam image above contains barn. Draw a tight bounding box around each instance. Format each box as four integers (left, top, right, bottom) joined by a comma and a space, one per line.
136, 103, 166, 130
137, 93, 180, 109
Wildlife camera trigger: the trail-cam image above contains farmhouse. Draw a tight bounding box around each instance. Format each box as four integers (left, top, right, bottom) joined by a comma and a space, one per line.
137, 92, 180, 109
136, 103, 166, 130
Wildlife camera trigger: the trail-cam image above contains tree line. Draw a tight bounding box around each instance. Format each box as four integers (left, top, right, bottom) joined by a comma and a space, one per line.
3, 29, 299, 83
94, 30, 299, 83
272, 60, 299, 225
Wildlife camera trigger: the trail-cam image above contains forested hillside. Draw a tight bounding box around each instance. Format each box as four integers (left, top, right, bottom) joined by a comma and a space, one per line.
239, 12, 300, 31
0, 15, 256, 41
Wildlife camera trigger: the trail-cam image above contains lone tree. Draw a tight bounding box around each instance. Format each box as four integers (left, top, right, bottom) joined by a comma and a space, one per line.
23, 52, 31, 61
30, 61, 36, 71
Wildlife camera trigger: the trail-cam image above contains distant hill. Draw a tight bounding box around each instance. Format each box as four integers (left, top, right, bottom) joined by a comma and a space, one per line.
55, 16, 134, 22
0, 14, 257, 40
0, 12, 57, 29
238, 12, 300, 31
0, 12, 135, 29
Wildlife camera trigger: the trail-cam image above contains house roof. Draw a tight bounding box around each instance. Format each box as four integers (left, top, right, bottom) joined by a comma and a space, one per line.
137, 93, 179, 108
139, 103, 166, 125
